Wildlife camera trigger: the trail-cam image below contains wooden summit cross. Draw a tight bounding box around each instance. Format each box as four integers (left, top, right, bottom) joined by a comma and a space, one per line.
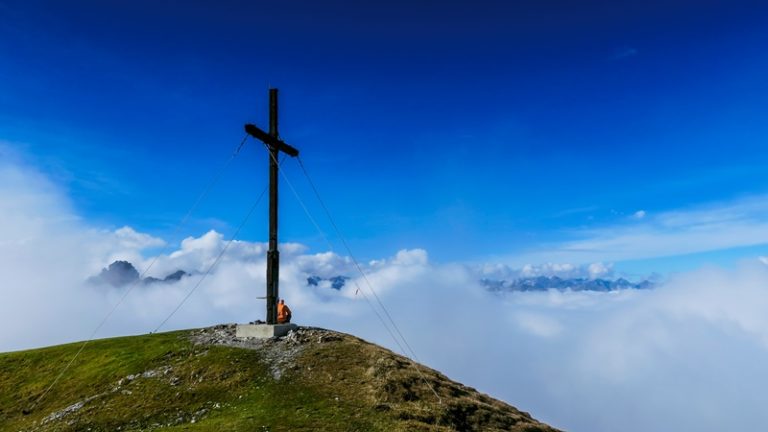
244, 88, 299, 325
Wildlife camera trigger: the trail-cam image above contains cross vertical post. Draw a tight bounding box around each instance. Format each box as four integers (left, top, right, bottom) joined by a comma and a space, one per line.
244, 89, 300, 325
266, 88, 279, 325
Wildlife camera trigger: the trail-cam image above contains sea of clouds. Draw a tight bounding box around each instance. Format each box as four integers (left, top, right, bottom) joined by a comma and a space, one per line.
2, 154, 768, 431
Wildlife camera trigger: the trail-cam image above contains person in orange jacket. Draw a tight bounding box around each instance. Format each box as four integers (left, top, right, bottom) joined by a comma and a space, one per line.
277, 299, 292, 324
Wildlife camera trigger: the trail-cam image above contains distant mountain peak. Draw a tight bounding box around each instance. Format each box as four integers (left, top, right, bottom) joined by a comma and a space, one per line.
307, 275, 349, 290
88, 261, 188, 287
88, 260, 140, 287
143, 270, 189, 285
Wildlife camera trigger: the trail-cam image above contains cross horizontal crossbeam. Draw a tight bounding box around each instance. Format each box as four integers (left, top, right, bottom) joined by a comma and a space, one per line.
244, 123, 299, 157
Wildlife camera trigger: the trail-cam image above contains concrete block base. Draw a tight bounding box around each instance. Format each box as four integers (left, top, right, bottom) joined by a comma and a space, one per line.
236, 323, 297, 339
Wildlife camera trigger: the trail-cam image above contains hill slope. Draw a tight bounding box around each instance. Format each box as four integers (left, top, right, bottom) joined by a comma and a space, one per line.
0, 325, 561, 431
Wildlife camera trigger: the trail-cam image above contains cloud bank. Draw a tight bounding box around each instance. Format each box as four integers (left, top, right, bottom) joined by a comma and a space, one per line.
2, 156, 768, 432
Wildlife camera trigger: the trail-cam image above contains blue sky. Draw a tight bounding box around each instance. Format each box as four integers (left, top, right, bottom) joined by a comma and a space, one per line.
6, 4, 768, 430
3, 0, 768, 275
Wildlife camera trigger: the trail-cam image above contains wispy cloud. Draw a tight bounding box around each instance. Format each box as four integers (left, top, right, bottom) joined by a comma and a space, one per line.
552, 205, 600, 218
510, 195, 768, 265
614, 46, 638, 60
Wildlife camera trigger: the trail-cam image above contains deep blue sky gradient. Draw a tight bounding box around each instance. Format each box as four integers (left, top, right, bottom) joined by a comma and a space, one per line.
2, 0, 768, 271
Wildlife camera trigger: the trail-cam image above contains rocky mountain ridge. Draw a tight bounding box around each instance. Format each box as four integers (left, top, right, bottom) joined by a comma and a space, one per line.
90, 260, 652, 294
482, 275, 653, 292
88, 261, 189, 287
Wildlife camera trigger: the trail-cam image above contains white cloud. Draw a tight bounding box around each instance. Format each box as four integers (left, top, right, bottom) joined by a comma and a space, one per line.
479, 261, 614, 280
633, 209, 646, 219
521, 262, 575, 277
514, 312, 563, 338
3, 155, 768, 432
392, 248, 428, 266
113, 226, 165, 250
587, 261, 612, 278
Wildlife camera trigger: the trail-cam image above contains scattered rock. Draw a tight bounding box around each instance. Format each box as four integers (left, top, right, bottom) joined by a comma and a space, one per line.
188, 324, 345, 382
41, 393, 104, 425
141, 365, 172, 378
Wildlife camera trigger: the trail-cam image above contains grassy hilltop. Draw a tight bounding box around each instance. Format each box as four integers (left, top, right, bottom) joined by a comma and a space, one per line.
0, 325, 560, 432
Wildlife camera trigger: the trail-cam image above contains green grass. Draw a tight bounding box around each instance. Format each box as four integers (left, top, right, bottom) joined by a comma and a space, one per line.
0, 331, 389, 431
0, 328, 559, 432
